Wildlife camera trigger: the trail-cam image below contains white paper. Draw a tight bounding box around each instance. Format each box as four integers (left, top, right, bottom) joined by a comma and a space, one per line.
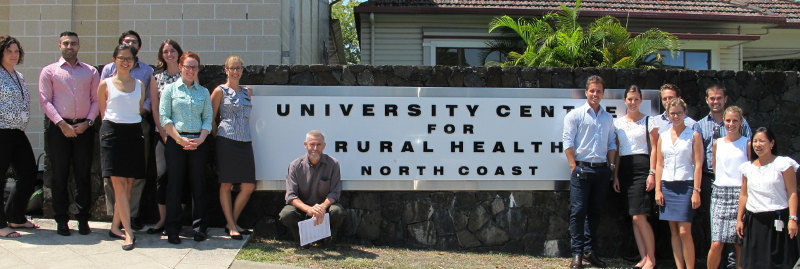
298, 213, 331, 246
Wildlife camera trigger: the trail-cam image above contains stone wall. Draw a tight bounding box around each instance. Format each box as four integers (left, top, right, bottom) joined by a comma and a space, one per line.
39, 65, 800, 258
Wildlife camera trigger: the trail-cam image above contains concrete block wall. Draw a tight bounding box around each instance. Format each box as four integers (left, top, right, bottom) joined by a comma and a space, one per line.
1, 0, 328, 163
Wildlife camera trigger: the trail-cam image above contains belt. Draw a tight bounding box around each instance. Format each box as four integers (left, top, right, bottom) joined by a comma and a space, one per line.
62, 118, 87, 124
576, 161, 607, 168
179, 132, 201, 136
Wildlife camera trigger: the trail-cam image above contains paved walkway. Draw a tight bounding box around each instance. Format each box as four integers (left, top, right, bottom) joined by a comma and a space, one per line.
0, 218, 259, 269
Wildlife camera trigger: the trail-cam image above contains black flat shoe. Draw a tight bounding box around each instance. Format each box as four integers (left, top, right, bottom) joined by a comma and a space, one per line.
239, 229, 253, 235
78, 221, 90, 235
108, 230, 125, 240
146, 226, 164, 234
56, 222, 70, 236
122, 236, 136, 251
225, 228, 243, 240
167, 235, 181, 244
193, 231, 207, 242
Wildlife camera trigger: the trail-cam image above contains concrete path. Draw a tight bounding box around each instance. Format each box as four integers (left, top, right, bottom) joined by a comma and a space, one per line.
0, 218, 251, 269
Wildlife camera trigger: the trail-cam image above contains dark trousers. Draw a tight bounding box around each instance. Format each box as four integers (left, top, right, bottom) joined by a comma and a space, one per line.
0, 129, 37, 228
569, 164, 611, 255
46, 121, 94, 223
694, 172, 714, 263
279, 203, 346, 242
164, 136, 208, 236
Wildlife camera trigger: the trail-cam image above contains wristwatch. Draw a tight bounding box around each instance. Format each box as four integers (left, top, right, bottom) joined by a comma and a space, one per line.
648, 169, 656, 175
790, 216, 798, 222
88, 119, 94, 126
609, 163, 616, 169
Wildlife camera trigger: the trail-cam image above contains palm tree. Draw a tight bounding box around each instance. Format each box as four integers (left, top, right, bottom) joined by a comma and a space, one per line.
488, 0, 678, 68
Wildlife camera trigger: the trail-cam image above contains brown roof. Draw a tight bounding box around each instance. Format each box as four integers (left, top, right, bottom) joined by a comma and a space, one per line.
355, 0, 800, 25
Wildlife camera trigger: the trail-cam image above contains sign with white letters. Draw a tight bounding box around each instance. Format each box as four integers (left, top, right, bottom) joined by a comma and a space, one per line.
249, 86, 658, 190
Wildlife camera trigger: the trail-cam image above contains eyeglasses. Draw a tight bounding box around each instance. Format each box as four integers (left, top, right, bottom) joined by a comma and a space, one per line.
226, 67, 243, 72
115, 56, 134, 63
182, 65, 199, 71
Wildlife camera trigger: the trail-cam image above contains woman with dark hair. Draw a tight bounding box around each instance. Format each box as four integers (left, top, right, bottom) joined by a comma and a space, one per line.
613, 85, 655, 269
737, 127, 799, 268
212, 55, 255, 240
655, 98, 703, 269
159, 51, 212, 244
147, 39, 185, 235
97, 44, 146, 250
707, 106, 749, 269
0, 36, 39, 238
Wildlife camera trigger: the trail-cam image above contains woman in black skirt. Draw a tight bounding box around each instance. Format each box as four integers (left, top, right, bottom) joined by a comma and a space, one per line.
97, 44, 146, 250
613, 85, 656, 269
737, 127, 799, 268
211, 55, 255, 240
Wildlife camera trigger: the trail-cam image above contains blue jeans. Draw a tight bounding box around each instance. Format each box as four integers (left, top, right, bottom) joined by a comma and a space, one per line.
569, 164, 611, 255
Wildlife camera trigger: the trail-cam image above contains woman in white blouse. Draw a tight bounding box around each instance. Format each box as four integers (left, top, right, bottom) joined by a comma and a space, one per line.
655, 98, 703, 269
707, 106, 750, 269
736, 127, 798, 268
613, 85, 655, 269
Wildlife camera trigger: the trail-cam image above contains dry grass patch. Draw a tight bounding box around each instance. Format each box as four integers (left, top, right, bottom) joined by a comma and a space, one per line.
237, 238, 632, 268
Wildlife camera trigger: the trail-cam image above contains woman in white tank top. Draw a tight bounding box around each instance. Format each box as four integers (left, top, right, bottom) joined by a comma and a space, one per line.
97, 44, 145, 251
707, 106, 750, 269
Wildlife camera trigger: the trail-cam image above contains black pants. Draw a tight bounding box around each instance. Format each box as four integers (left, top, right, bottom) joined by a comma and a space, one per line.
164, 136, 208, 236
694, 172, 714, 262
279, 203, 346, 242
46, 120, 94, 223
0, 129, 37, 228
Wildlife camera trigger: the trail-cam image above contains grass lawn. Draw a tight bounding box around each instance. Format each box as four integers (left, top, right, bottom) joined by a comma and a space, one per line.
237, 237, 636, 268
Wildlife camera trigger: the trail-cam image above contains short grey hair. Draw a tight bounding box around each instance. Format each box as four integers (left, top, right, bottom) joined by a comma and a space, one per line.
305, 130, 325, 142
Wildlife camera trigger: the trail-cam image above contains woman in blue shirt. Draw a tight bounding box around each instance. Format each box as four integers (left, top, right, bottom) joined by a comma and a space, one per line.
159, 51, 212, 244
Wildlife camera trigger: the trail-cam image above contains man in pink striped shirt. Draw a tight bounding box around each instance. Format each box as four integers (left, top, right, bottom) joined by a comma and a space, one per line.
38, 31, 99, 236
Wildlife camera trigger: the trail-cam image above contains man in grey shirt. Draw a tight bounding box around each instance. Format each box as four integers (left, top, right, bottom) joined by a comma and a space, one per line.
279, 130, 346, 248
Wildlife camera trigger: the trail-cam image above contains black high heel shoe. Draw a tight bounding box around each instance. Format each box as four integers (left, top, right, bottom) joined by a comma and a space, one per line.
122, 236, 136, 251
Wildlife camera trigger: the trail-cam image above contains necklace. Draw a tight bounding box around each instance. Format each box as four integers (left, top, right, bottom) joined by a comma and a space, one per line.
2, 66, 26, 108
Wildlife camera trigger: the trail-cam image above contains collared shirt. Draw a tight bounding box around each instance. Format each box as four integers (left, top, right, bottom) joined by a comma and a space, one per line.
694, 113, 752, 174
648, 112, 697, 137
740, 156, 800, 213
285, 153, 342, 205
159, 79, 212, 133
0, 68, 30, 130
562, 103, 617, 163
101, 61, 154, 111
39, 57, 100, 124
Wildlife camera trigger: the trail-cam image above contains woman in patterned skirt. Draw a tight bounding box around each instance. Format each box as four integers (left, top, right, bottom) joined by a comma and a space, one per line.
707, 106, 749, 268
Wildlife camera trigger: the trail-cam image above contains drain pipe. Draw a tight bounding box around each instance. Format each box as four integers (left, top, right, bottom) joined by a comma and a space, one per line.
370, 12, 375, 65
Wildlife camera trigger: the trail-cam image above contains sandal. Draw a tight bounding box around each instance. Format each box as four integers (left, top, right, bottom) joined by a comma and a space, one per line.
0, 229, 21, 238
9, 220, 39, 229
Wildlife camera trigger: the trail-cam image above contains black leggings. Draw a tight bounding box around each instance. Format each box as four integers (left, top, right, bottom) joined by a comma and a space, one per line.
0, 129, 37, 228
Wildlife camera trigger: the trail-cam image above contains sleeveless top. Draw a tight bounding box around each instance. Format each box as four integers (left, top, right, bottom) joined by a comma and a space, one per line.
714, 136, 749, 187
660, 127, 695, 182
614, 115, 649, 156
154, 71, 181, 97
217, 85, 252, 142
103, 78, 142, 124
740, 156, 800, 213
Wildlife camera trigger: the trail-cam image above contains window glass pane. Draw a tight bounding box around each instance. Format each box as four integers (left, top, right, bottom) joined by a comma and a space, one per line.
661, 51, 684, 68
685, 51, 710, 70
436, 48, 461, 66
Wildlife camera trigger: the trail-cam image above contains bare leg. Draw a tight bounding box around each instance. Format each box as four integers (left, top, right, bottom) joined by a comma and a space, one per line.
112, 177, 135, 245
679, 221, 695, 269
632, 217, 645, 267
707, 241, 724, 269
633, 214, 656, 269
669, 221, 686, 269
153, 204, 166, 228
233, 183, 255, 232
219, 183, 239, 237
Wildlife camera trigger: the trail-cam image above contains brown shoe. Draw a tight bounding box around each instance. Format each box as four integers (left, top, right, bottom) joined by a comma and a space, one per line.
569, 254, 583, 269
582, 252, 607, 268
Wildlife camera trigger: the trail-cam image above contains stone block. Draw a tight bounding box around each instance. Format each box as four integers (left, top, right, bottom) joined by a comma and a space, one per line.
509, 192, 532, 208
215, 3, 247, 19
456, 229, 481, 248
357, 69, 375, 86
452, 210, 468, 230
432, 210, 456, 236
435, 235, 459, 250
183, 4, 214, 20
264, 65, 289, 84
263, 19, 281, 36
476, 223, 509, 246
448, 67, 465, 87
215, 36, 247, 51
489, 196, 505, 215
486, 66, 502, 87
340, 66, 356, 86
232, 20, 263, 36
403, 198, 433, 224
240, 65, 265, 85
97, 5, 119, 21
425, 66, 450, 86
247, 3, 281, 20
199, 20, 231, 35
357, 210, 381, 241
467, 205, 489, 232
151, 4, 182, 20
407, 221, 437, 246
